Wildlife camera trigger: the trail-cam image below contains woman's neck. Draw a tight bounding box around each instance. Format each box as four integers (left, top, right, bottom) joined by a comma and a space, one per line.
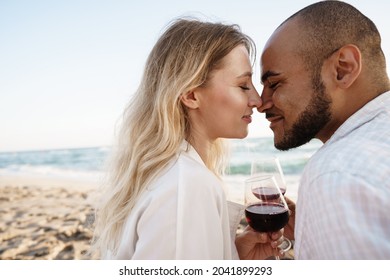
186, 134, 214, 166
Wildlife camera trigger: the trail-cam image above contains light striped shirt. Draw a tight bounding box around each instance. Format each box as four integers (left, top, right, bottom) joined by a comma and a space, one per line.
295, 91, 390, 259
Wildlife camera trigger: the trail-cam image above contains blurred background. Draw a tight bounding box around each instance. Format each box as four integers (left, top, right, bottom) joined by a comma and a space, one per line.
1, 0, 389, 152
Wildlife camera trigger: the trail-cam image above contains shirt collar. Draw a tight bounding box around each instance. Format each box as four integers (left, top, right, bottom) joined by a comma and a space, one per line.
180, 140, 205, 166
326, 91, 390, 145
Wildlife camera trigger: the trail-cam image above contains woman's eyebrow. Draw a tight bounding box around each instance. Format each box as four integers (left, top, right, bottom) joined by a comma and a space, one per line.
236, 71, 253, 79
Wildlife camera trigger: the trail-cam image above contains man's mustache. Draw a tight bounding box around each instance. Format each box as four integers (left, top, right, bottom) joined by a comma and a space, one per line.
265, 112, 277, 119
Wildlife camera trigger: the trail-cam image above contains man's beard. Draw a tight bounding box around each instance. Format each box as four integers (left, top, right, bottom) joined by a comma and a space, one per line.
275, 74, 332, 151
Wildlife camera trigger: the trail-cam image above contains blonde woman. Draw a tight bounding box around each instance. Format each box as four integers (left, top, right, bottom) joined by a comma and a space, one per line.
92, 18, 265, 259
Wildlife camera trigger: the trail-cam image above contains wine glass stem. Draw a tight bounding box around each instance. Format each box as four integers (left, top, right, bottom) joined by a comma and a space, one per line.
274, 248, 280, 260
269, 233, 280, 260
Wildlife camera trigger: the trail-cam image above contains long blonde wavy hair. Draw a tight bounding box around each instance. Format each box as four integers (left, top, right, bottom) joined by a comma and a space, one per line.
91, 18, 255, 257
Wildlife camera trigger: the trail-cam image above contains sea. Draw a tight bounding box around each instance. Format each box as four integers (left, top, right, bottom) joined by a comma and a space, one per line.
0, 137, 323, 202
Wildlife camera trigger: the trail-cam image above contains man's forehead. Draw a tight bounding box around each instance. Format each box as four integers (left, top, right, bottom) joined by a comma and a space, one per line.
264, 18, 302, 50
260, 27, 305, 82
261, 20, 302, 65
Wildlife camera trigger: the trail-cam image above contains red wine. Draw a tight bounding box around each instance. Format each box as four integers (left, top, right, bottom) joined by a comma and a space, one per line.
252, 187, 281, 200
245, 203, 289, 232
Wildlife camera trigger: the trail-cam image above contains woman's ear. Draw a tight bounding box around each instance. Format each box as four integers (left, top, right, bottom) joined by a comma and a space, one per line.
334, 44, 362, 88
180, 89, 200, 109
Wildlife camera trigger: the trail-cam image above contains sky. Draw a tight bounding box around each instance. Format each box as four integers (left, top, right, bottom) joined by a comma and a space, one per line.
1, 0, 389, 152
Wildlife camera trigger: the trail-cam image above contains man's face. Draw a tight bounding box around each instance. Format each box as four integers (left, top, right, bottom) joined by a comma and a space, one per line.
259, 21, 332, 150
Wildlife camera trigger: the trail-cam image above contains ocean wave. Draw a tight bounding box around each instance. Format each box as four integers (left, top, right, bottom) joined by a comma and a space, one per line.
0, 164, 104, 182
0, 138, 322, 179
0, 147, 107, 171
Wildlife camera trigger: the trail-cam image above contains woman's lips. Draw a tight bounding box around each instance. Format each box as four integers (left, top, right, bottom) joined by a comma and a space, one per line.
242, 115, 252, 123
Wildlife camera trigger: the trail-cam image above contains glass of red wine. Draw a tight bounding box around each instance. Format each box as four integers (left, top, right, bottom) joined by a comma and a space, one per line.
251, 157, 292, 253
244, 175, 290, 259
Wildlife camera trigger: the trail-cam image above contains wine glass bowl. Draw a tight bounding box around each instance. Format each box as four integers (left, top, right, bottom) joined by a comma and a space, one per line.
246, 158, 293, 258
251, 157, 287, 195
244, 175, 289, 233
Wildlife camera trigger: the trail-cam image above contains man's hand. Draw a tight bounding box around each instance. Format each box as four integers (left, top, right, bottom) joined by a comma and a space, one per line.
284, 196, 296, 241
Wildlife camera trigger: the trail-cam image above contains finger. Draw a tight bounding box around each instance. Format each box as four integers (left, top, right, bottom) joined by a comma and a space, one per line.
242, 226, 270, 243
255, 232, 269, 243
270, 229, 283, 240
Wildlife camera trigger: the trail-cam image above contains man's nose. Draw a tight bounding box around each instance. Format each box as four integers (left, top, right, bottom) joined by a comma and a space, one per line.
258, 89, 273, 112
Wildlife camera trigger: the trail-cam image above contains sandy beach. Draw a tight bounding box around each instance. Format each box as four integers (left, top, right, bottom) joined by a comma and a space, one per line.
0, 176, 96, 260
0, 174, 294, 260
0, 175, 249, 260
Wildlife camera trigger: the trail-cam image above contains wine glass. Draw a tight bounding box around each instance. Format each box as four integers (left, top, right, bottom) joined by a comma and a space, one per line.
251, 157, 293, 254
244, 175, 290, 260
251, 157, 287, 195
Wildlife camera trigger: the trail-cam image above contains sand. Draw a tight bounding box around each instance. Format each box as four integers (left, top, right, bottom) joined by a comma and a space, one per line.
0, 176, 97, 260
0, 175, 293, 260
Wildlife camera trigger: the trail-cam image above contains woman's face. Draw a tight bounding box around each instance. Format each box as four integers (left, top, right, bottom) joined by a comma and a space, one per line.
193, 45, 261, 140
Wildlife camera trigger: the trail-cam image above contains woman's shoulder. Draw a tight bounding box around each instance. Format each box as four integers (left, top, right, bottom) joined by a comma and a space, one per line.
143, 147, 224, 200
178, 149, 221, 183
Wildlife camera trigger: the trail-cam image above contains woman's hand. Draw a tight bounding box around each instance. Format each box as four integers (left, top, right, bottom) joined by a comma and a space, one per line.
235, 226, 284, 260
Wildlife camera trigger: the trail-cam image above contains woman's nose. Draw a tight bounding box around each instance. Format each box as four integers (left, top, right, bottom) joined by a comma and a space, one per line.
248, 88, 262, 108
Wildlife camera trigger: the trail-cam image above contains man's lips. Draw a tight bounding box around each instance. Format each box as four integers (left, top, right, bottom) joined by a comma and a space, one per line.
265, 113, 284, 126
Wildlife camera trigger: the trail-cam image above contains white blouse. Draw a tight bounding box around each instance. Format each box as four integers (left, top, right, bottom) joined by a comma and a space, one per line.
106, 142, 243, 260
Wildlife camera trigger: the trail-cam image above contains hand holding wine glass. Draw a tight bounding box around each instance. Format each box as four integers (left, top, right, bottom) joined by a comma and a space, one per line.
251, 157, 293, 253
244, 175, 290, 259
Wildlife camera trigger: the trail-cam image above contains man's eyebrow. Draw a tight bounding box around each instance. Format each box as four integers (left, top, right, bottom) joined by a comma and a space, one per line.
261, 70, 281, 84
